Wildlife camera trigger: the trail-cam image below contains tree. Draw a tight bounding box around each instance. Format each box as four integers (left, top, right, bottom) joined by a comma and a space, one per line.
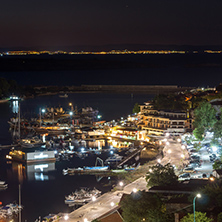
180, 212, 213, 222
213, 110, 222, 140
190, 96, 207, 109
146, 163, 178, 188
193, 102, 217, 140
132, 102, 140, 114
212, 160, 222, 170
199, 183, 222, 214
152, 94, 188, 111
193, 127, 205, 141
217, 212, 222, 222
121, 190, 173, 222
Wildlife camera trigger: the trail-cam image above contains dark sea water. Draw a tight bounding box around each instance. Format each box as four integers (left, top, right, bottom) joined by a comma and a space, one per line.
0, 93, 152, 222
0, 53, 222, 87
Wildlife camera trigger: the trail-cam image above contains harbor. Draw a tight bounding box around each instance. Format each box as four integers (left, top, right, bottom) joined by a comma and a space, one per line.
0, 92, 155, 222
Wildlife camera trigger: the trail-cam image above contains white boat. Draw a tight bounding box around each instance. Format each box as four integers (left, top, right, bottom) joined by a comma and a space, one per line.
19, 137, 46, 148
59, 94, 68, 98
0, 181, 8, 189
0, 203, 20, 217
0, 180, 6, 185
105, 153, 123, 163
65, 187, 101, 204
84, 166, 109, 171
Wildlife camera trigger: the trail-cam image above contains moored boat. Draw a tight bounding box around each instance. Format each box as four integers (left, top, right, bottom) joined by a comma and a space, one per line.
0, 181, 8, 189
65, 187, 101, 204
19, 136, 46, 148
59, 94, 68, 98
105, 153, 123, 163
84, 166, 109, 171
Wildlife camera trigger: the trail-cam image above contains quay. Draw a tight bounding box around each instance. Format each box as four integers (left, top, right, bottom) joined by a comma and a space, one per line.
0, 144, 19, 150
59, 177, 148, 222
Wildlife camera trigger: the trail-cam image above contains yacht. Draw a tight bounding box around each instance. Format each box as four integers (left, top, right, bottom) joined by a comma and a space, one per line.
19, 136, 45, 148
65, 187, 101, 204
105, 153, 123, 163
59, 94, 68, 98
0, 180, 8, 189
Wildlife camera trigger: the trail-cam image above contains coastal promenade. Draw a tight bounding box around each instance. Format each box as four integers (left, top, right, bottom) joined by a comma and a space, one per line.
61, 177, 148, 222
59, 139, 186, 222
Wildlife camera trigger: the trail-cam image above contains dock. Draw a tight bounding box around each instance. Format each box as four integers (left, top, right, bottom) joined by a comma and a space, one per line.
0, 144, 19, 150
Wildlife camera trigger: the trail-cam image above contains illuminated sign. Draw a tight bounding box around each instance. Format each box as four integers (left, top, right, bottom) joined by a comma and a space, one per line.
34, 153, 48, 159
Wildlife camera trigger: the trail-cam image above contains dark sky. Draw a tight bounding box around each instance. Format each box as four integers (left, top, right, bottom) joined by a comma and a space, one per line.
1, 0, 222, 49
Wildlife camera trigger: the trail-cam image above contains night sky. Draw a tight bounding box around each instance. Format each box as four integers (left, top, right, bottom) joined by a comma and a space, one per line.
1, 0, 222, 49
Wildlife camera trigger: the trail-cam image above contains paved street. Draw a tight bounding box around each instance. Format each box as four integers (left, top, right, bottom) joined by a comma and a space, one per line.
61, 177, 148, 222
161, 138, 190, 171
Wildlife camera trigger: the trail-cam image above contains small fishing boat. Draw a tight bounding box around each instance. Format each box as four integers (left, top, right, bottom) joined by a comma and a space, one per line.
65, 187, 101, 204
0, 180, 8, 189
19, 137, 46, 148
59, 94, 68, 98
84, 166, 109, 171
105, 153, 123, 163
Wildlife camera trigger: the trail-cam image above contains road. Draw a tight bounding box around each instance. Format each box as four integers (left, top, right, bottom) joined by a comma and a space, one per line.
60, 177, 148, 222
160, 138, 190, 172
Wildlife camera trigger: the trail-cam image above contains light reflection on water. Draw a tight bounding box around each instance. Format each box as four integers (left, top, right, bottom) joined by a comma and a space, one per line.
0, 93, 152, 221
12, 100, 19, 114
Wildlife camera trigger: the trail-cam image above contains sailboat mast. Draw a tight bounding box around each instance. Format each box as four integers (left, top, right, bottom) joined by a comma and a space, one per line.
18, 103, 21, 139
19, 184, 21, 222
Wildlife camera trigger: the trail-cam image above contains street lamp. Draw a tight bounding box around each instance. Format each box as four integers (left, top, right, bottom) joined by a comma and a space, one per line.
64, 214, 69, 221
110, 202, 115, 207
132, 188, 137, 193
69, 111, 73, 125
193, 193, 201, 222
39, 108, 45, 127
119, 181, 124, 187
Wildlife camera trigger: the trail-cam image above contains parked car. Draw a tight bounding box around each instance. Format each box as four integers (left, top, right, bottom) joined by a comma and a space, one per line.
178, 173, 191, 181
209, 154, 217, 162
204, 143, 210, 148
207, 147, 213, 153
183, 167, 196, 173
190, 155, 200, 161
189, 160, 201, 166
189, 149, 198, 154
188, 162, 201, 168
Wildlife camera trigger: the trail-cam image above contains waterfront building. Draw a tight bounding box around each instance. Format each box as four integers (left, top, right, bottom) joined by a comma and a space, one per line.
138, 102, 192, 136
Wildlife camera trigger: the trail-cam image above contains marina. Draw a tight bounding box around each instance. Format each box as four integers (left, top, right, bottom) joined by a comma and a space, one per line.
0, 92, 152, 222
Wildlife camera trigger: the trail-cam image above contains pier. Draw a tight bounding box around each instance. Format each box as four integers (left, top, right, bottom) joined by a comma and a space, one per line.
0, 144, 19, 150
117, 145, 144, 168
117, 143, 155, 168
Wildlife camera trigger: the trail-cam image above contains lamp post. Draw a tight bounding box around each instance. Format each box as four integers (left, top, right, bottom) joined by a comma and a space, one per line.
39, 108, 45, 127
193, 193, 201, 222
69, 111, 73, 125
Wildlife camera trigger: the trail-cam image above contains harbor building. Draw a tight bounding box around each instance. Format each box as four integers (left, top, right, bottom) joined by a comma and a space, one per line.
138, 102, 192, 136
